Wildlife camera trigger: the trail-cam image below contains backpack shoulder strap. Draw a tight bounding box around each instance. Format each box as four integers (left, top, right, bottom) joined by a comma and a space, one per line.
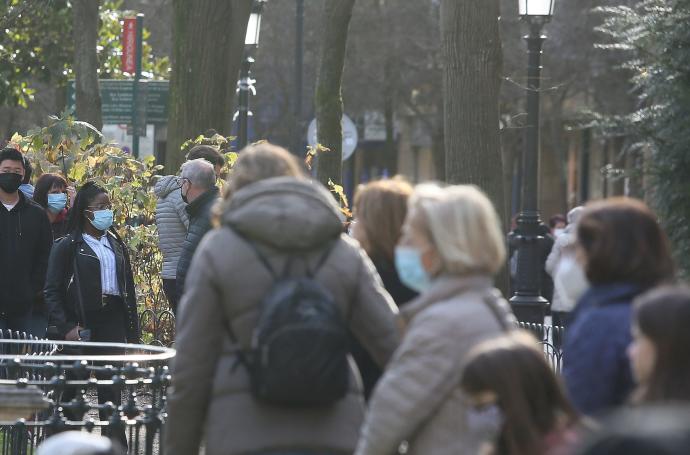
225, 226, 278, 279
481, 290, 516, 333
305, 238, 338, 278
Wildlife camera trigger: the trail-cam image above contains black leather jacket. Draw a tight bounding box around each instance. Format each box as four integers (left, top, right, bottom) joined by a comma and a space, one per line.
44, 230, 139, 342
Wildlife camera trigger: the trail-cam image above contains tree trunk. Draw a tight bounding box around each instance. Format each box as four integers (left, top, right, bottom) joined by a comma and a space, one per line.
441, 0, 508, 293
73, 0, 102, 130
440, 0, 505, 220
383, 57, 397, 175
166, 0, 252, 173
314, 0, 356, 187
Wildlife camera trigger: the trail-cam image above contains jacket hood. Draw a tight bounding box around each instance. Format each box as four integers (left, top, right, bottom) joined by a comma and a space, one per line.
222, 177, 345, 250
154, 175, 181, 198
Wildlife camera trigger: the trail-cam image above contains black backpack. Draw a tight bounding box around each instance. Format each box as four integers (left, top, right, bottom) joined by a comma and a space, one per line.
229, 234, 350, 407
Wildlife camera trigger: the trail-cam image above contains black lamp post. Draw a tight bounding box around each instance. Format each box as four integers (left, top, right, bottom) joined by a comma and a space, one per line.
237, 0, 265, 150
509, 0, 554, 324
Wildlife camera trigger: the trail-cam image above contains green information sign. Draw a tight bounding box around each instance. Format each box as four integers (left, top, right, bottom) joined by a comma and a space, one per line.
145, 81, 169, 124
67, 79, 169, 125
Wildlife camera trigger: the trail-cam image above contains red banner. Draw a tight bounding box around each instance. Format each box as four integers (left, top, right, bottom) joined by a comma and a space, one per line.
122, 17, 137, 74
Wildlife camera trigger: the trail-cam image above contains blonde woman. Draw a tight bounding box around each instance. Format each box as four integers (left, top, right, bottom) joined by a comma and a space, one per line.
165, 143, 400, 455
356, 183, 516, 455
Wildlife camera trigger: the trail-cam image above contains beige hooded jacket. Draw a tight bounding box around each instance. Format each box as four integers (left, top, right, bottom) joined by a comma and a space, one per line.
164, 177, 401, 455
356, 275, 515, 455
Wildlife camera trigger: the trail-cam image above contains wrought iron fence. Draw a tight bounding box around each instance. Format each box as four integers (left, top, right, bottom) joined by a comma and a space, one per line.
0, 334, 174, 455
517, 322, 565, 373
138, 310, 175, 347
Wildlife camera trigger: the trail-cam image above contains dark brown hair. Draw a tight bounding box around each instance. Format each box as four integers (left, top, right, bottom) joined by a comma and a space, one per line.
33, 173, 67, 209
187, 145, 224, 167
353, 177, 413, 261
461, 333, 579, 455
632, 286, 690, 403
577, 198, 674, 288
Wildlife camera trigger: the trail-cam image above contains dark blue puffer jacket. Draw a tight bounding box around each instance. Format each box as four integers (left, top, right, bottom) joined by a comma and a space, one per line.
563, 283, 642, 415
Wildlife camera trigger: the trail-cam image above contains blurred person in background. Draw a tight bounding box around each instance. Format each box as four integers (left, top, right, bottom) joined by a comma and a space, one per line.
549, 214, 567, 238
563, 198, 674, 415
628, 286, 690, 404
37, 432, 125, 455
33, 173, 76, 241
573, 405, 690, 455
19, 154, 34, 199
546, 206, 588, 328
351, 178, 417, 306
350, 178, 417, 398
461, 332, 582, 455
356, 183, 515, 455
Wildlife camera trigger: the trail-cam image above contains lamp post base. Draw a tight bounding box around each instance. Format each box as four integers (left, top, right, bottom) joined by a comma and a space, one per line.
509, 293, 548, 324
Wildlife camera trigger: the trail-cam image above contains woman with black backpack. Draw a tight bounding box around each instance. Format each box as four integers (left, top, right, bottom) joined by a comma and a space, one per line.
164, 143, 401, 455
43, 182, 139, 445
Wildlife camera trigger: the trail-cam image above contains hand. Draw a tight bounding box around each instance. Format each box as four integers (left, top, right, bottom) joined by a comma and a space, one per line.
67, 186, 77, 208
65, 325, 83, 341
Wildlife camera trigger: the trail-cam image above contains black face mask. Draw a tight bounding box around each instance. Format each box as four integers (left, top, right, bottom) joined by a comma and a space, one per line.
0, 173, 22, 193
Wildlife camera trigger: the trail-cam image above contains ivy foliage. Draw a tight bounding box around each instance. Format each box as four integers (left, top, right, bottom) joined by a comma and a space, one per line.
0, 0, 168, 107
595, 0, 690, 276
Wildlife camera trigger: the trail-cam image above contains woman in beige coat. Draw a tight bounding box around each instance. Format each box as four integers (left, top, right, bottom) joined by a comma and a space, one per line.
356, 183, 516, 455
164, 144, 401, 455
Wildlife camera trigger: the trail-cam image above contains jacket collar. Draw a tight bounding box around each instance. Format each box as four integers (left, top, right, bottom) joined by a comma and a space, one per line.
186, 186, 218, 216
1, 189, 27, 212
575, 282, 642, 314
401, 274, 494, 323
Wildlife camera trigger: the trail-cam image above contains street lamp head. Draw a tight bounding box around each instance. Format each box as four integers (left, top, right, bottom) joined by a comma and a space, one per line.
518, 0, 555, 18
245, 0, 266, 46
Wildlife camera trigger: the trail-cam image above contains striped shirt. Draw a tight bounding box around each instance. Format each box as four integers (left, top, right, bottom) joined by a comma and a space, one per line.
82, 233, 120, 296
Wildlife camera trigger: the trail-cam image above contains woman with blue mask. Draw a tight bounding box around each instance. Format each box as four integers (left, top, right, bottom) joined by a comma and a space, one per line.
33, 173, 76, 241
461, 333, 582, 455
357, 183, 517, 455
44, 182, 139, 448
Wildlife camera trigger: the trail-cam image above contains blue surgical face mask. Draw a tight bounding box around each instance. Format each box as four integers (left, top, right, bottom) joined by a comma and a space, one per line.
89, 209, 114, 231
46, 193, 67, 213
466, 404, 504, 442
395, 246, 431, 292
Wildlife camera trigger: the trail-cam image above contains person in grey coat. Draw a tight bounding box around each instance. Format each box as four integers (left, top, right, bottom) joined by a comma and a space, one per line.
154, 174, 189, 312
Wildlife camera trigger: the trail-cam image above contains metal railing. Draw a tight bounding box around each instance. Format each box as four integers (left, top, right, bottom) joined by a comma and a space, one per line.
138, 309, 175, 347
517, 322, 565, 372
0, 334, 174, 455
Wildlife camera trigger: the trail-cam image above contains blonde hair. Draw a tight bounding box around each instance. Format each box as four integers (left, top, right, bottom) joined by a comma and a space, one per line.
354, 177, 413, 260
410, 183, 506, 276
224, 142, 305, 199
213, 142, 305, 225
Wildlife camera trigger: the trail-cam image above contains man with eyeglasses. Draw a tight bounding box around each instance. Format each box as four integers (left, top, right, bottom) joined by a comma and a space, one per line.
175, 158, 220, 309
0, 147, 52, 334
154, 145, 224, 314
